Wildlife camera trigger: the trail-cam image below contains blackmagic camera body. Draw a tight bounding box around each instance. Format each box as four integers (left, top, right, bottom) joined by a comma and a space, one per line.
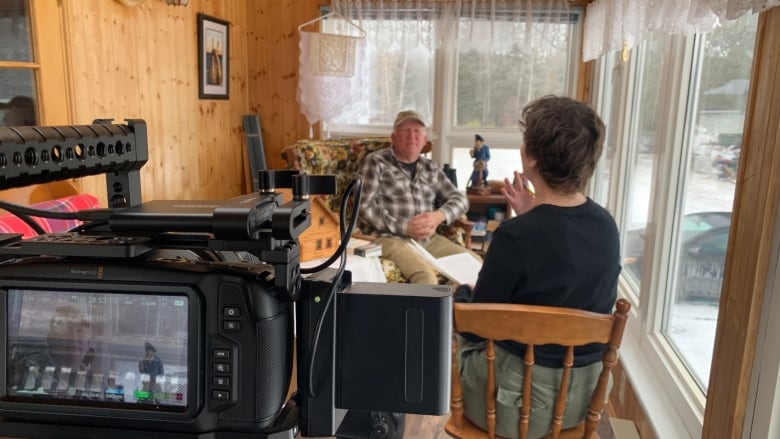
0, 120, 452, 438
0, 253, 294, 436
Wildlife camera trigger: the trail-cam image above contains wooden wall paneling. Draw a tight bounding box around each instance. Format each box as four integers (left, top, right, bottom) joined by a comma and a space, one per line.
703, 7, 780, 438
59, 0, 250, 205
191, 1, 250, 199
246, 0, 323, 172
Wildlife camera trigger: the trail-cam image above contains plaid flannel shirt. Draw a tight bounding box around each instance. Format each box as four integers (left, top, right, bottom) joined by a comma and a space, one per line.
357, 147, 468, 238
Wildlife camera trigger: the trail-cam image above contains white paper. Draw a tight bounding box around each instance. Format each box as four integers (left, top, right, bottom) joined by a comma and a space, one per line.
406, 240, 482, 285
301, 254, 387, 283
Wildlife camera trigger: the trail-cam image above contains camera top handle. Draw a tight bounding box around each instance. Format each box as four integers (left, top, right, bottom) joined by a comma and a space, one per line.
0, 118, 148, 207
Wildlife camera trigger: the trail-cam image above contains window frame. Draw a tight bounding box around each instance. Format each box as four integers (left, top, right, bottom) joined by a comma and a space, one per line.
592, 37, 708, 438
29, 0, 71, 125
0, 1, 71, 124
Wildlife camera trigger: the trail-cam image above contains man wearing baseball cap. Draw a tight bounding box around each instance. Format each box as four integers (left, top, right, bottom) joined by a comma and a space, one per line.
357, 109, 478, 284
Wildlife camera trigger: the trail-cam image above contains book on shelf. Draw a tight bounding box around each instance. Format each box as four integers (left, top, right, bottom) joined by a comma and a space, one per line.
470, 219, 502, 253
406, 239, 482, 286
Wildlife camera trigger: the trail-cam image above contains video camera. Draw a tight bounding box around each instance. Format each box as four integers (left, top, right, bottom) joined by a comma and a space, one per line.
0, 120, 452, 438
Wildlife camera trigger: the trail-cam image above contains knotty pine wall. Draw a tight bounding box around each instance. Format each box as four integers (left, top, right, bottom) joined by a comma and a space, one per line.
55, 0, 321, 204
246, 0, 324, 171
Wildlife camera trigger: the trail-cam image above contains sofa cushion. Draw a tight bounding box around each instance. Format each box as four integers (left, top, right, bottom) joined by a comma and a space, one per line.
0, 193, 101, 238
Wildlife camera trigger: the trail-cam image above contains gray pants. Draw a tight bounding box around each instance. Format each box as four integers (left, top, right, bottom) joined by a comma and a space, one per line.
457, 335, 611, 439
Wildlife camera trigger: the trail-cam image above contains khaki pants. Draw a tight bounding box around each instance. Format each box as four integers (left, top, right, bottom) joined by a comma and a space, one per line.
374, 234, 480, 285
457, 334, 611, 439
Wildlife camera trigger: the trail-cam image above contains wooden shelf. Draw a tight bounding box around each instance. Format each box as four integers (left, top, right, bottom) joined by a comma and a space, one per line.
467, 193, 510, 255
467, 193, 511, 221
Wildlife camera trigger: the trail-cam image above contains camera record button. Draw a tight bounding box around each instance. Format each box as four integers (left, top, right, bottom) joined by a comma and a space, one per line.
213, 363, 230, 374
212, 390, 230, 401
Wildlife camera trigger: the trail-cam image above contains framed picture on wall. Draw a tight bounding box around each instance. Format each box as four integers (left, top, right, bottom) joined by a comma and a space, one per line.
198, 13, 229, 99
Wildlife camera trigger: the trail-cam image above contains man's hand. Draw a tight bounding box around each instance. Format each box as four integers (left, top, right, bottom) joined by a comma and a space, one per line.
407, 211, 446, 240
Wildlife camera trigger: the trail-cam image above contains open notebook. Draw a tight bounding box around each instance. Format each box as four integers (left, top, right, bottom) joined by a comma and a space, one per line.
406, 239, 482, 286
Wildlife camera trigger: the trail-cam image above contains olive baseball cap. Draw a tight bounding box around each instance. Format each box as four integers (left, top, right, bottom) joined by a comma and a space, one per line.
394, 110, 426, 128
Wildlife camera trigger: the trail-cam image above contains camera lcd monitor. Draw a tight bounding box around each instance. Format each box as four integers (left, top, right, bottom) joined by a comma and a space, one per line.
5, 289, 190, 412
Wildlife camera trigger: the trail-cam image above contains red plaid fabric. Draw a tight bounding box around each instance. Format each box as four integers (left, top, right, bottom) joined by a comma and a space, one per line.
0, 194, 101, 238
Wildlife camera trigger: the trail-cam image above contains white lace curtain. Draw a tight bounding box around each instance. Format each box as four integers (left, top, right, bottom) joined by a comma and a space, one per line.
321, 0, 569, 128
583, 0, 780, 61
331, 0, 569, 49
297, 12, 367, 134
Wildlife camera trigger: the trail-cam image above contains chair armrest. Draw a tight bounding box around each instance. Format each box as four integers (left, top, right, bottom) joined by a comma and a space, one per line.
453, 217, 474, 249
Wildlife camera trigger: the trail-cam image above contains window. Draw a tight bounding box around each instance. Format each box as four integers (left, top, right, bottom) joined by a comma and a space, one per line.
664, 14, 756, 391
0, 0, 37, 127
453, 9, 579, 129
323, 0, 582, 189
619, 37, 667, 299
590, 12, 758, 435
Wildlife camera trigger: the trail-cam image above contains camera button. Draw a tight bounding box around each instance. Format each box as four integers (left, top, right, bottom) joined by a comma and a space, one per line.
223, 307, 241, 317
212, 349, 230, 359
212, 390, 230, 401
213, 363, 230, 374
213, 376, 230, 387
223, 320, 241, 331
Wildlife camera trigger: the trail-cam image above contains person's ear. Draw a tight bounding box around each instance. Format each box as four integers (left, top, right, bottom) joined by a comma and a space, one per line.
524, 155, 538, 170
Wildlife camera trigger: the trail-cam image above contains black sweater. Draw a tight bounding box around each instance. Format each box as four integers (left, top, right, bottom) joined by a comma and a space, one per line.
462, 198, 620, 368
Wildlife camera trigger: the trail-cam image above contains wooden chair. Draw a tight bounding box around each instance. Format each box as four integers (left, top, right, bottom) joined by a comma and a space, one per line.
444, 298, 631, 439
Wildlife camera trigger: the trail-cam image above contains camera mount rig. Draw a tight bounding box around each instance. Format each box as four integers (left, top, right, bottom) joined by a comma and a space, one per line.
0, 119, 337, 301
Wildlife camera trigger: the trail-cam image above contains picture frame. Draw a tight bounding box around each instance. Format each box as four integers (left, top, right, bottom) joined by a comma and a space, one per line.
197, 13, 229, 99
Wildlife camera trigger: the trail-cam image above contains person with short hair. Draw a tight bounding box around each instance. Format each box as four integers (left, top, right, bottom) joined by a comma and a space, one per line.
357, 110, 479, 284
455, 95, 620, 439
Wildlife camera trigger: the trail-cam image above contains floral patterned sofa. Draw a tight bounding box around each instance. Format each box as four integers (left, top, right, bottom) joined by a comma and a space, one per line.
281, 137, 393, 215
281, 137, 472, 283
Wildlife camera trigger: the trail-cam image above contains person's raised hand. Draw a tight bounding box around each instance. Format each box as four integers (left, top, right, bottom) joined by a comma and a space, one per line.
501, 170, 535, 216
